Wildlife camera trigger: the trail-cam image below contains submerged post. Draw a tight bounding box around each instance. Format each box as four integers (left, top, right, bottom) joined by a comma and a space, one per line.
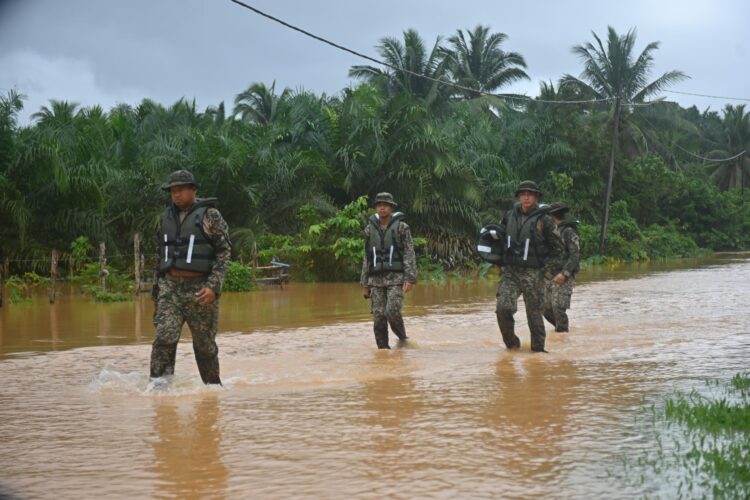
134, 232, 142, 294
0, 257, 8, 308
49, 249, 59, 304
98, 242, 106, 292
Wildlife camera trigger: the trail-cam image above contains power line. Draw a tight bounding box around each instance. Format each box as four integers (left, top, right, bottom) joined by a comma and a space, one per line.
229, 1, 750, 108
665, 90, 750, 103
228, 0, 615, 106
674, 144, 746, 163
637, 113, 747, 164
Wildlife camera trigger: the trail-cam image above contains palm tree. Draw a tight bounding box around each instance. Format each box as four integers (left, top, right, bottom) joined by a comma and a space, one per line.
233, 81, 290, 124
561, 26, 687, 254
708, 104, 750, 196
349, 29, 449, 106
442, 25, 529, 98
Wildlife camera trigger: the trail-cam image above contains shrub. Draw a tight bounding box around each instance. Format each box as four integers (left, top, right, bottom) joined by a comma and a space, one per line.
223, 262, 255, 292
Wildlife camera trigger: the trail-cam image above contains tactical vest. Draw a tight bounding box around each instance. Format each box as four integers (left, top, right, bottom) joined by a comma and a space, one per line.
367, 212, 405, 274
558, 221, 580, 275
503, 203, 550, 269
158, 198, 217, 274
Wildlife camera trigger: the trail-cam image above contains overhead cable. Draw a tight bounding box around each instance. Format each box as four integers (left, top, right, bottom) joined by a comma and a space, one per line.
674, 145, 746, 163
229, 1, 750, 108
665, 90, 750, 103
228, 0, 616, 106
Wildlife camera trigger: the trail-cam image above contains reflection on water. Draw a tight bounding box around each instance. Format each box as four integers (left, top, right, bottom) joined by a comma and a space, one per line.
149, 395, 229, 499
0, 254, 748, 498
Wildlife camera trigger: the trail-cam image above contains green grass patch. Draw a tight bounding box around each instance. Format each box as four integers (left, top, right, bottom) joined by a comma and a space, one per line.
655, 373, 750, 498
90, 290, 131, 302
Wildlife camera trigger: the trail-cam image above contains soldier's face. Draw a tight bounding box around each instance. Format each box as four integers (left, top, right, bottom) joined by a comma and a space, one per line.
375, 202, 393, 218
170, 185, 197, 209
518, 191, 538, 212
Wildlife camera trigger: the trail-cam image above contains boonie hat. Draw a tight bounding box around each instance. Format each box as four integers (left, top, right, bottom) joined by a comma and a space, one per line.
547, 202, 570, 216
373, 192, 397, 207
515, 180, 542, 197
161, 170, 199, 191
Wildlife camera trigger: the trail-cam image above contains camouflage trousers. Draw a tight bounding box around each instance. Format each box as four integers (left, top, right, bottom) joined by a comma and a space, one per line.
150, 276, 221, 385
543, 277, 575, 332
495, 266, 547, 352
370, 285, 407, 349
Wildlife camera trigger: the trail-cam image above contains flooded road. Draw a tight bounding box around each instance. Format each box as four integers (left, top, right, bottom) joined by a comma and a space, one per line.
1, 255, 748, 498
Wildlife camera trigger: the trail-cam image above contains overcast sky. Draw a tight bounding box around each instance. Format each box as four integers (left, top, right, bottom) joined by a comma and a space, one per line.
1, 0, 748, 124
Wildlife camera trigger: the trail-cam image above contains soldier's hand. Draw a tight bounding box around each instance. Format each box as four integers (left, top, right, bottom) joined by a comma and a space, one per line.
195, 287, 216, 305
363, 287, 371, 299
403, 282, 413, 293
553, 273, 566, 285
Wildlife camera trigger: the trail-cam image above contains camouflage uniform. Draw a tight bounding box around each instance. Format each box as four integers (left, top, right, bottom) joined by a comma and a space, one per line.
495, 197, 564, 352
544, 222, 580, 332
150, 194, 231, 384
360, 218, 417, 349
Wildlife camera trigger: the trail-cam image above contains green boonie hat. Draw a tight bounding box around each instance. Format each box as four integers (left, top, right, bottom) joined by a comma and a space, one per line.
161, 169, 199, 191
547, 202, 570, 216
515, 180, 542, 197
373, 192, 397, 207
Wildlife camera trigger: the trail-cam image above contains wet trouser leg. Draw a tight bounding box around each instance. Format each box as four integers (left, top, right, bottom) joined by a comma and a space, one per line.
495, 271, 521, 349
185, 286, 221, 385
544, 278, 573, 332
521, 271, 547, 351
370, 286, 390, 348
150, 278, 184, 378
543, 280, 557, 328
385, 285, 407, 340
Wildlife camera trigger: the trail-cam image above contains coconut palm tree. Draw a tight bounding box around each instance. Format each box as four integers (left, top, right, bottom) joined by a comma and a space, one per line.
707, 104, 750, 196
560, 26, 687, 254
349, 29, 449, 107
442, 25, 529, 99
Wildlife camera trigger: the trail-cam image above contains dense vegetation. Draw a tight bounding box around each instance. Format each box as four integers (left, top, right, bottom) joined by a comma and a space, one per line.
1, 25, 749, 283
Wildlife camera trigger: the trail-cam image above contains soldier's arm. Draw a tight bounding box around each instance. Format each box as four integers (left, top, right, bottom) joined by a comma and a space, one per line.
562, 229, 580, 278
400, 222, 417, 284
540, 216, 564, 278
360, 225, 371, 287
203, 208, 232, 295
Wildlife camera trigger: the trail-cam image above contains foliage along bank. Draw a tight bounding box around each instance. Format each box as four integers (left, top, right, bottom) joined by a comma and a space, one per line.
1, 25, 749, 287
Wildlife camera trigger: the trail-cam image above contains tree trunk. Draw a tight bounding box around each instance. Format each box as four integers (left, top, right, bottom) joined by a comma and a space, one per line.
49, 249, 59, 304
98, 242, 107, 292
134, 232, 142, 294
599, 97, 622, 255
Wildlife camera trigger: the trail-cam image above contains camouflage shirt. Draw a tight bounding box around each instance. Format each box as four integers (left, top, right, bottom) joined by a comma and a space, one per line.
166, 206, 231, 294
558, 224, 580, 278
359, 220, 417, 287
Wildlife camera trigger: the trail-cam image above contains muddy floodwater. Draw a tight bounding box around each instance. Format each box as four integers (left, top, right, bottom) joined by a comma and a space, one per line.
1, 255, 748, 498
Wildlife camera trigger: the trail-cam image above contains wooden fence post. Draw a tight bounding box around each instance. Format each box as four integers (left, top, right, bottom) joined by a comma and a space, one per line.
0, 258, 4, 308
98, 242, 106, 292
0, 257, 8, 308
134, 232, 142, 294
49, 249, 59, 304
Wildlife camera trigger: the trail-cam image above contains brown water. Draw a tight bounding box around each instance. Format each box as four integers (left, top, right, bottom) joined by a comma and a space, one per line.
0, 255, 748, 498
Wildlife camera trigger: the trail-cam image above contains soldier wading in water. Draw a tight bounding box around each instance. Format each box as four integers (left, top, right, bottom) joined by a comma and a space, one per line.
543, 202, 580, 333
360, 193, 417, 349
493, 181, 564, 352
150, 170, 231, 386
